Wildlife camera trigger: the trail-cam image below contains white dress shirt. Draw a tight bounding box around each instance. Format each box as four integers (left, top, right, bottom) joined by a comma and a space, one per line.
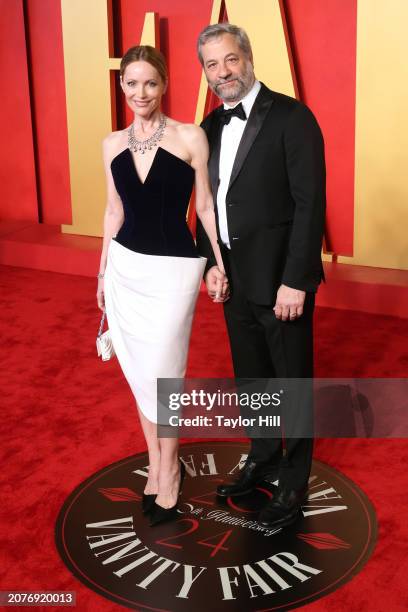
217, 79, 261, 248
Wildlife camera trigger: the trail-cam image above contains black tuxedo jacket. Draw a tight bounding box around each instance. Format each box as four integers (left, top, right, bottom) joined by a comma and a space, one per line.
196, 83, 326, 305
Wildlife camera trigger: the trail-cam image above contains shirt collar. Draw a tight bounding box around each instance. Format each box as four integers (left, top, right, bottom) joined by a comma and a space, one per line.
223, 79, 261, 117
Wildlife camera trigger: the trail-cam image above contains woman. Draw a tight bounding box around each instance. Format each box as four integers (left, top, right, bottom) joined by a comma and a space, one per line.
96, 45, 227, 526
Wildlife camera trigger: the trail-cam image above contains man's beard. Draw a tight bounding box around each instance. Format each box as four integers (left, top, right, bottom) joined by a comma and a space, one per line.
212, 64, 254, 103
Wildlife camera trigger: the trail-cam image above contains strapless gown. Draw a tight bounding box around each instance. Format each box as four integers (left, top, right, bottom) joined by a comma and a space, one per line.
103, 146, 206, 423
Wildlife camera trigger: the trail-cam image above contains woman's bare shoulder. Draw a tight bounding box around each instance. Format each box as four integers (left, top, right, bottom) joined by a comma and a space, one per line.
103, 129, 126, 149
165, 116, 202, 136
102, 129, 128, 163
175, 122, 206, 149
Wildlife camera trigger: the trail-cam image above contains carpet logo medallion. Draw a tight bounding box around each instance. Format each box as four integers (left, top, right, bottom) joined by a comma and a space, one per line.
55, 442, 377, 610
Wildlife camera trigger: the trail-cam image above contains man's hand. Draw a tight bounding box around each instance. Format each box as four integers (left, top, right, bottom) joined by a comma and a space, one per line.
205, 266, 230, 302
274, 284, 305, 321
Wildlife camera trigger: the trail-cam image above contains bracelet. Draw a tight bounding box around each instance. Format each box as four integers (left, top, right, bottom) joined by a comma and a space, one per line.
97, 272, 105, 280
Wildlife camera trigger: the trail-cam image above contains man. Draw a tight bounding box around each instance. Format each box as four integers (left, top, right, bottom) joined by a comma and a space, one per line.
196, 24, 326, 529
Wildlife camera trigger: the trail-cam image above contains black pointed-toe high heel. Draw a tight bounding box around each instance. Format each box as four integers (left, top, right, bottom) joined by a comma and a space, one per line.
142, 493, 157, 514
149, 460, 186, 527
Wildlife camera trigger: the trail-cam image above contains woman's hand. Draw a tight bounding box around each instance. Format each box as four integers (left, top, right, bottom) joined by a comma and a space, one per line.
214, 274, 229, 303
205, 266, 230, 302
96, 278, 105, 310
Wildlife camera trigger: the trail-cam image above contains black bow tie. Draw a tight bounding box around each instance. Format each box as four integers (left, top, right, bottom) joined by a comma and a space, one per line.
219, 102, 247, 125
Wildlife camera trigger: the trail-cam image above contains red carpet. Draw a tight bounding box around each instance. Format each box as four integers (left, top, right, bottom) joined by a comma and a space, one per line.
1, 264, 407, 611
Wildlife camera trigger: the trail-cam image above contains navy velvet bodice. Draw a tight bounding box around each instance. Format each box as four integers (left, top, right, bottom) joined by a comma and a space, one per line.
110, 146, 198, 257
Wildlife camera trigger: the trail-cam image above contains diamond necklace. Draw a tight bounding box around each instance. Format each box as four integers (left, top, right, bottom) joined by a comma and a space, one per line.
128, 114, 167, 154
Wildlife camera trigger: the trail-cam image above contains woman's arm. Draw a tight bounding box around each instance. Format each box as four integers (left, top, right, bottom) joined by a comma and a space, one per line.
183, 125, 229, 302
190, 128, 224, 270
96, 136, 125, 310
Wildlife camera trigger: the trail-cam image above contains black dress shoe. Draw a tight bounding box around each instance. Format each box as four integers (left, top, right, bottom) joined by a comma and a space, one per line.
150, 460, 186, 527
258, 487, 308, 529
142, 493, 157, 514
216, 460, 275, 497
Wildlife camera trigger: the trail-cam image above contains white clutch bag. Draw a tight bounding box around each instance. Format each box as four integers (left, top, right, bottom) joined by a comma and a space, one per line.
96, 310, 116, 361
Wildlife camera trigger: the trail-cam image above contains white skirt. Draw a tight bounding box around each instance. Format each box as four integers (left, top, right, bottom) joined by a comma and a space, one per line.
104, 239, 207, 423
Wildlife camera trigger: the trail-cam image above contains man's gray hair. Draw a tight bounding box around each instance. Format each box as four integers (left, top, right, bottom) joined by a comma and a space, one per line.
197, 23, 253, 65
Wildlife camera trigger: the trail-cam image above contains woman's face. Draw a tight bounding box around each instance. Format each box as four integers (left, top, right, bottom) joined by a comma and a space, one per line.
121, 60, 167, 118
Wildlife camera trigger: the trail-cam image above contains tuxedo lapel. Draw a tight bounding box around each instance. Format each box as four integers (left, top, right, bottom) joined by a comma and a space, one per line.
207, 107, 223, 199
228, 84, 274, 191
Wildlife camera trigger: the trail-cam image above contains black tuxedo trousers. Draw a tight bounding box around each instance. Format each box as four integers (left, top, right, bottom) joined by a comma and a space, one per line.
223, 249, 314, 491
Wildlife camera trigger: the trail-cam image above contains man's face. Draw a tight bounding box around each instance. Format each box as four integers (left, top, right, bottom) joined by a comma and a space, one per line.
201, 33, 255, 104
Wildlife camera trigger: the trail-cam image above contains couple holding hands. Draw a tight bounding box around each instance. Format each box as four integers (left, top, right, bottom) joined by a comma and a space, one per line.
97, 24, 326, 529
